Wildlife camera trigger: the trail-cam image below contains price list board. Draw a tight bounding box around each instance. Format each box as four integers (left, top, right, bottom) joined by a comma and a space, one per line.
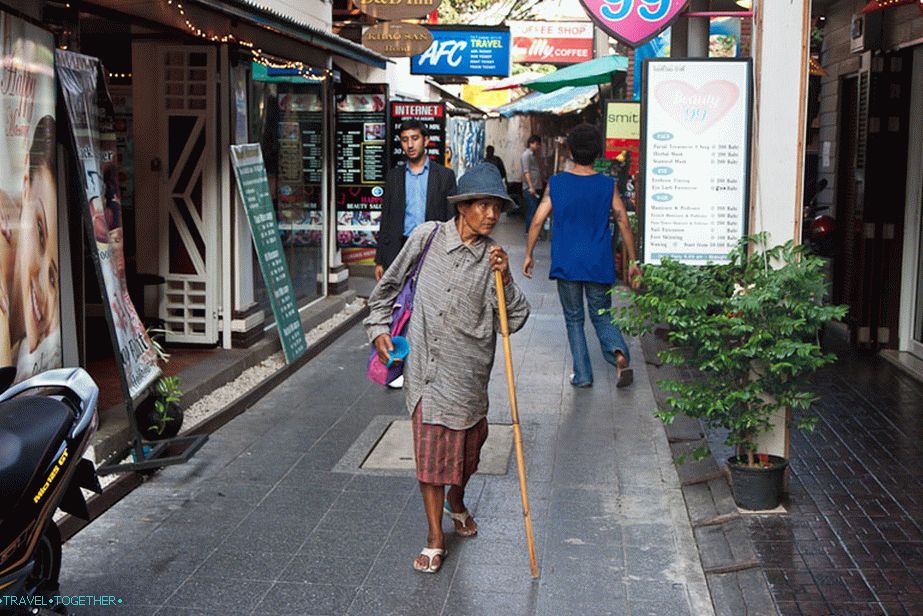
230, 145, 307, 364
335, 93, 388, 248
389, 101, 446, 166
640, 59, 752, 265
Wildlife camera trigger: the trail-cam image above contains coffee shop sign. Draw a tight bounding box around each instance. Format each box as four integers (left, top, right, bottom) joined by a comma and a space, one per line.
357, 0, 443, 20
578, 0, 691, 47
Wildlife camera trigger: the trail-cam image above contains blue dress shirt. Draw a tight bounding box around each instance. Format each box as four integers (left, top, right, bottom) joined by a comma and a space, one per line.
403, 158, 430, 237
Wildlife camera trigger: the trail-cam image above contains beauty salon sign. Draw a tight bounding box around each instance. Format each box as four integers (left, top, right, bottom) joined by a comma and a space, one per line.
578, 0, 691, 48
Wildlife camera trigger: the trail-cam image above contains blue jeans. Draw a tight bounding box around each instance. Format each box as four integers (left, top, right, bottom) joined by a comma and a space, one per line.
556, 280, 631, 386
523, 189, 540, 233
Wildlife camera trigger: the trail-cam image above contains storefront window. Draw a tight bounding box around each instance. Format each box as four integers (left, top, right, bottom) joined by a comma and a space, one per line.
250, 68, 326, 317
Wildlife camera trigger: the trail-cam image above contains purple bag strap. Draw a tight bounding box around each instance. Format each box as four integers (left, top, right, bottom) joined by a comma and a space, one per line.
407, 224, 439, 290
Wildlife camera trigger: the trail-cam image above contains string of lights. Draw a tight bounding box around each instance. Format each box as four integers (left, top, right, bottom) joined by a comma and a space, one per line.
160, 0, 332, 81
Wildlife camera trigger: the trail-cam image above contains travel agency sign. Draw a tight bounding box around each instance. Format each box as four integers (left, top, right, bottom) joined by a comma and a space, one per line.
579, 0, 691, 47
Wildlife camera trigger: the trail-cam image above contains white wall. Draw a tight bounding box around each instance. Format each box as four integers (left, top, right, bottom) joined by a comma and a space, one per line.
486, 115, 531, 183
243, 0, 332, 33
387, 58, 434, 101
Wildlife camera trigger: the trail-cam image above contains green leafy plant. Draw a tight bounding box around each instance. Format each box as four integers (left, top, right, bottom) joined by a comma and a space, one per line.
612, 235, 848, 467
148, 376, 183, 436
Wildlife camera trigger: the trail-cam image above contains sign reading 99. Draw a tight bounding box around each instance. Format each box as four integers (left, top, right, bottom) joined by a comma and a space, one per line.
578, 0, 690, 47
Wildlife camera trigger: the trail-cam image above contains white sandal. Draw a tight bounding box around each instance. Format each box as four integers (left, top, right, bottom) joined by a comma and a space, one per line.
413, 547, 447, 574
443, 506, 478, 537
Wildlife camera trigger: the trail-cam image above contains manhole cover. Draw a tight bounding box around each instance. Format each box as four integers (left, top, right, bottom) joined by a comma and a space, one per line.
361, 420, 513, 475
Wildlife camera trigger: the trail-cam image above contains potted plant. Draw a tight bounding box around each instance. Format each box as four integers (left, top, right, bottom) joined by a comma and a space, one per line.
133, 329, 185, 440
613, 236, 847, 510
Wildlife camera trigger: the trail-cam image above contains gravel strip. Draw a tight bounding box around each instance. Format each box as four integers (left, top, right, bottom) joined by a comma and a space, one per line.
59, 299, 368, 504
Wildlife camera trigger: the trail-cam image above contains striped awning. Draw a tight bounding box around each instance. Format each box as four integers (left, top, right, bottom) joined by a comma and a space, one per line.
496, 85, 598, 117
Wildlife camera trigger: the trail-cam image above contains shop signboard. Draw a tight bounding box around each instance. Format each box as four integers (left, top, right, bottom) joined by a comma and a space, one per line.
57, 49, 161, 398
641, 58, 752, 265
411, 27, 511, 77
230, 144, 307, 364
335, 92, 387, 249
277, 90, 324, 247
579, 0, 691, 48
605, 101, 641, 166
509, 21, 594, 65
356, 0, 443, 20
389, 101, 446, 166
363, 22, 433, 58
605, 101, 641, 205
0, 13, 63, 382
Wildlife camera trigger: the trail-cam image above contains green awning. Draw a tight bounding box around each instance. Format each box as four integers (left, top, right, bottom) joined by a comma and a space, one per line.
524, 55, 629, 94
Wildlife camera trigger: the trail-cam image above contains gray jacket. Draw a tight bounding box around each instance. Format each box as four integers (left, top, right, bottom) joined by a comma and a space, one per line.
365, 220, 530, 429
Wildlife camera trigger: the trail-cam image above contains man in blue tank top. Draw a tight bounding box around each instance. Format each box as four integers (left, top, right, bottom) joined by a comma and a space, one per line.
522, 124, 641, 388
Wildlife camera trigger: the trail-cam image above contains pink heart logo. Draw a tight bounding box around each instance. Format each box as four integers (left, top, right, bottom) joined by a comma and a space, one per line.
653, 80, 740, 134
579, 0, 690, 47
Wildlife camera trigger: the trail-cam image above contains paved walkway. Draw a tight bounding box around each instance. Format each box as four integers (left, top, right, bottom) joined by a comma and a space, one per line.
723, 350, 923, 616
60, 216, 713, 615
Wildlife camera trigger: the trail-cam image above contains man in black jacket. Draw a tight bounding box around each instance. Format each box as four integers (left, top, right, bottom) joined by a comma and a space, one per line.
375, 119, 457, 281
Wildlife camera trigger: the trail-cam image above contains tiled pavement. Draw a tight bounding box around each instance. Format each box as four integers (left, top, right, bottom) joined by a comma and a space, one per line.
709, 350, 923, 616
59, 217, 713, 616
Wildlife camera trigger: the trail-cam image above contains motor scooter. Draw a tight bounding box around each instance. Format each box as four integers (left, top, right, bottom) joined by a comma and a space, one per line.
0, 368, 102, 615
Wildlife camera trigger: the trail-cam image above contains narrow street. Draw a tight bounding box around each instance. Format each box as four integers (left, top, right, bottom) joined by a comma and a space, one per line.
59, 216, 712, 615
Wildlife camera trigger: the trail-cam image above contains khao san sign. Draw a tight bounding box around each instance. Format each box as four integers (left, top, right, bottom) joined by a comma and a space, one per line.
579, 0, 691, 48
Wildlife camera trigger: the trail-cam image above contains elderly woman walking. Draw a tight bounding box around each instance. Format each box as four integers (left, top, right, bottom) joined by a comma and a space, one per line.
364, 163, 530, 574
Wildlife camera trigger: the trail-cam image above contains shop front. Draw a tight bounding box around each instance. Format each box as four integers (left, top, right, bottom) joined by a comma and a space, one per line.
0, 0, 385, 410
813, 1, 922, 361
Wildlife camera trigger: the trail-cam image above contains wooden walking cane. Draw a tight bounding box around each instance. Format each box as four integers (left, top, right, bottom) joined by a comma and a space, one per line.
494, 270, 539, 578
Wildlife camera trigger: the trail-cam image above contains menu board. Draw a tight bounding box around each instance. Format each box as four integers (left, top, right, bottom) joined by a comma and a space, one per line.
389, 101, 446, 166
277, 91, 324, 247
230, 145, 307, 364
335, 92, 387, 248
641, 59, 751, 265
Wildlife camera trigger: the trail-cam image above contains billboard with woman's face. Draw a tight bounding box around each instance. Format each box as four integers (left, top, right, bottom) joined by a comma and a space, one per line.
0, 13, 61, 381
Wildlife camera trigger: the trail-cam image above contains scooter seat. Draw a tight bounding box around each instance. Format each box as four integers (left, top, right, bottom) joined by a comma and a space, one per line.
0, 396, 73, 509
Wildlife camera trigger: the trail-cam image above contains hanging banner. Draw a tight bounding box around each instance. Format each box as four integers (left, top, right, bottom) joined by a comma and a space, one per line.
641, 58, 752, 265
411, 27, 511, 77
389, 101, 446, 167
579, 0, 691, 48
509, 21, 594, 65
230, 145, 307, 364
335, 92, 387, 248
0, 13, 62, 382
56, 50, 160, 398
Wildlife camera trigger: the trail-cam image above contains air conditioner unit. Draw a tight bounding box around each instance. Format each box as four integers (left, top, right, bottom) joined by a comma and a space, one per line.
850, 11, 882, 54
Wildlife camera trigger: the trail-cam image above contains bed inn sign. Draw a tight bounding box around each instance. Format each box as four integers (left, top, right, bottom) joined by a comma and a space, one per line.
357, 0, 443, 20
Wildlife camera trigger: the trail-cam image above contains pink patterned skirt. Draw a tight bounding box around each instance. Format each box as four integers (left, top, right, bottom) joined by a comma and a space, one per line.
411, 401, 488, 487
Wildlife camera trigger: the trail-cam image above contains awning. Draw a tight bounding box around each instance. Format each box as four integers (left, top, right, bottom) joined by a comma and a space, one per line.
496, 85, 598, 117
524, 55, 629, 94
83, 0, 388, 68
481, 72, 545, 92
195, 0, 389, 68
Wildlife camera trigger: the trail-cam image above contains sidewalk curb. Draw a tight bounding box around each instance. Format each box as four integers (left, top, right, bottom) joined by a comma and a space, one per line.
59, 305, 370, 543
641, 333, 778, 616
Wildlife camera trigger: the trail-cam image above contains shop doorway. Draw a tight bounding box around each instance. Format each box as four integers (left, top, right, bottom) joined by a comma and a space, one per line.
900, 46, 923, 358
158, 46, 220, 344
833, 49, 914, 350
